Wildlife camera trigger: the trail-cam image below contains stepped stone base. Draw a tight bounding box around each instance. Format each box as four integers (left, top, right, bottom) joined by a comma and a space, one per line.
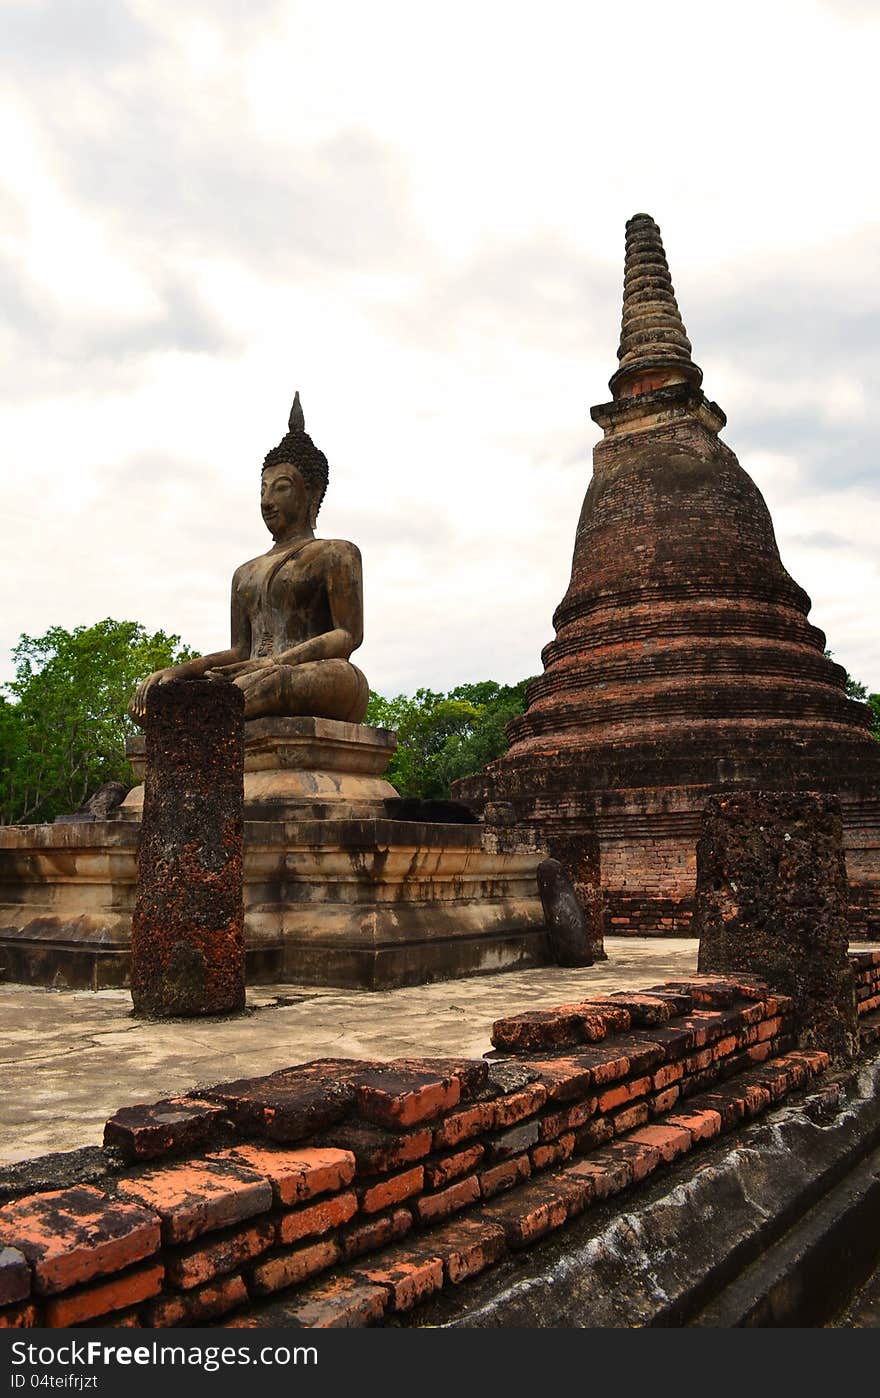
0, 720, 549, 991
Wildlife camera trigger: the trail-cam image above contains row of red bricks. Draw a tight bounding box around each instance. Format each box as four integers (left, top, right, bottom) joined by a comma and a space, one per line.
852, 950, 880, 1023
0, 977, 808, 1329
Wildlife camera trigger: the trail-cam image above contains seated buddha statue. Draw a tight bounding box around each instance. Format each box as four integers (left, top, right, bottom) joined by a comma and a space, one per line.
129, 392, 369, 726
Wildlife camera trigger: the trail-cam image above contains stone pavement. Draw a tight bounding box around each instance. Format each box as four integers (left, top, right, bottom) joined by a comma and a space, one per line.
0, 938, 697, 1165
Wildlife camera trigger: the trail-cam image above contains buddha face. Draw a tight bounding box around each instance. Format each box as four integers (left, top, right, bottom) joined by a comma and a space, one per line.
260, 461, 314, 540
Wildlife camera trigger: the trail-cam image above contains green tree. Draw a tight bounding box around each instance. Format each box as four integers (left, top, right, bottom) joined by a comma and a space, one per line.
0, 619, 195, 824
826, 650, 880, 741
366, 678, 533, 799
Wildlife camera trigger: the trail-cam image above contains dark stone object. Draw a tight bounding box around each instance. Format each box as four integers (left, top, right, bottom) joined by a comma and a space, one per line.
53, 780, 129, 824
130, 678, 246, 1018
0, 1247, 31, 1305
537, 858, 605, 966
695, 791, 859, 1060
103, 1099, 227, 1162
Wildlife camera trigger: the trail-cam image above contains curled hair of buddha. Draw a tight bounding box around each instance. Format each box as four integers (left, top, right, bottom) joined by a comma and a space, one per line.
262, 390, 329, 521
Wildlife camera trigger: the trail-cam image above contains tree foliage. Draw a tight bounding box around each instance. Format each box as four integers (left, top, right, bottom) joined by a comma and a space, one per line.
828, 650, 880, 741
366, 679, 533, 799
0, 619, 195, 825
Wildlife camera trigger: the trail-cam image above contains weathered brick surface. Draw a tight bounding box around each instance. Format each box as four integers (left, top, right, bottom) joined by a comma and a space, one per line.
117, 1161, 272, 1245
433, 1102, 495, 1150
103, 1099, 226, 1162
359, 1166, 424, 1215
316, 1122, 432, 1175
478, 1156, 532, 1198
198, 1071, 355, 1142
278, 1191, 357, 1245
478, 1182, 568, 1249
43, 1261, 164, 1327
0, 1247, 30, 1306
165, 1218, 277, 1289
0, 1302, 39, 1328
340, 1208, 412, 1261
0, 1187, 160, 1295
355, 1243, 445, 1312
423, 1144, 485, 1191
277, 1274, 389, 1328
147, 1273, 248, 1326
209, 1144, 355, 1205
413, 1175, 480, 1225
355, 1066, 460, 1129
492, 1083, 548, 1127
249, 1240, 341, 1296
432, 1217, 507, 1284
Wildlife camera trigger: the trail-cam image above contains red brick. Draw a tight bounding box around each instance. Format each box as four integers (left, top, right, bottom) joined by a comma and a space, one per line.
424, 1144, 485, 1190
0, 1186, 160, 1296
569, 1001, 632, 1036
627, 1124, 692, 1163
200, 1069, 356, 1141
99, 1309, 142, 1327
756, 1016, 783, 1043
279, 1274, 389, 1328
492, 1083, 548, 1127
278, 1191, 358, 1244
209, 1144, 355, 1204
603, 1138, 662, 1182
651, 1086, 681, 1114
118, 1160, 272, 1245
355, 1067, 460, 1129
564, 1154, 629, 1201
340, 1208, 412, 1261
611, 1102, 650, 1134
531, 1134, 575, 1171
165, 1217, 276, 1289
0, 1247, 30, 1306
484, 1119, 540, 1162
414, 1175, 480, 1224
528, 1055, 604, 1100
44, 1262, 164, 1328
148, 1273, 248, 1325
538, 1096, 598, 1142
432, 1217, 507, 1284
746, 1042, 772, 1065
479, 1182, 568, 1249
546, 1170, 594, 1219
391, 1057, 489, 1098
491, 1009, 585, 1052
433, 1102, 495, 1150
711, 1034, 739, 1060
0, 1302, 38, 1328
653, 1062, 685, 1090
249, 1239, 341, 1296
479, 1155, 532, 1198
359, 1166, 424, 1215
355, 1245, 444, 1311
316, 1122, 432, 1175
607, 994, 673, 1026
573, 1116, 614, 1152
103, 1098, 225, 1162
684, 1046, 713, 1072
598, 1075, 651, 1113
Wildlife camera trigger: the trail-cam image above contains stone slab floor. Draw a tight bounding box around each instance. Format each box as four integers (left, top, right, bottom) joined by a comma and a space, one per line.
0, 938, 698, 1164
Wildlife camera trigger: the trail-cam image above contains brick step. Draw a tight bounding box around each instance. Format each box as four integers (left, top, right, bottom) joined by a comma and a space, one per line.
858, 1010, 880, 1049
218, 1048, 830, 1329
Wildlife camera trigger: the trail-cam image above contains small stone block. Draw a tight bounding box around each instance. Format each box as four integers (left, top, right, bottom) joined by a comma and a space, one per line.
433, 1103, 495, 1150
607, 994, 673, 1026
423, 1144, 485, 1191
198, 1072, 355, 1142
316, 1122, 432, 1175
491, 1010, 585, 1052
355, 1067, 461, 1129
492, 1083, 548, 1127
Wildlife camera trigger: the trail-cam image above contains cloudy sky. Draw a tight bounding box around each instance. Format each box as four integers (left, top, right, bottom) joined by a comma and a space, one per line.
1, 0, 878, 698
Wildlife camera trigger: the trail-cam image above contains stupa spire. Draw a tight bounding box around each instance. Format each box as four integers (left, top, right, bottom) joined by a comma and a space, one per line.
289, 389, 305, 432
609, 213, 703, 399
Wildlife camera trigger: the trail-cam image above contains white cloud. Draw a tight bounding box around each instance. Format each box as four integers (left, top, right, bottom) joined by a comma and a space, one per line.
0, 0, 878, 699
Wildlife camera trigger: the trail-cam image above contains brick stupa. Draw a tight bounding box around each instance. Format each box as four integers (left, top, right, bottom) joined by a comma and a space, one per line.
457, 214, 880, 936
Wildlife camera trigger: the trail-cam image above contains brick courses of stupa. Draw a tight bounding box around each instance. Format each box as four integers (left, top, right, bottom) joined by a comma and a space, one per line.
457, 214, 880, 938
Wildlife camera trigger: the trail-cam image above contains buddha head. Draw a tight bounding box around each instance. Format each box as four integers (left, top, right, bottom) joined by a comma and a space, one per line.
261, 390, 329, 537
